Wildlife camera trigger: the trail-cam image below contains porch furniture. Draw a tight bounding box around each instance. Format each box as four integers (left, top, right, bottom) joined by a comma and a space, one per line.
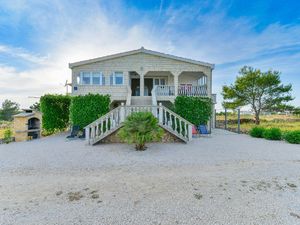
66, 125, 80, 139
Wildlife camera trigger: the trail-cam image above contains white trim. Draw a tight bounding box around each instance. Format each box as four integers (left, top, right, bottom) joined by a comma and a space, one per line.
69, 47, 215, 69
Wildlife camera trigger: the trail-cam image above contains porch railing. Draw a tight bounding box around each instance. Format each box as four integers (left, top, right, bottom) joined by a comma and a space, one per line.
156, 85, 175, 96
178, 85, 207, 96
154, 85, 207, 96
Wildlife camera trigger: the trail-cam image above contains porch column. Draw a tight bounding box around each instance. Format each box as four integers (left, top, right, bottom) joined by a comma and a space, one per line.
206, 70, 212, 97
140, 73, 144, 96
172, 71, 180, 96
174, 74, 179, 96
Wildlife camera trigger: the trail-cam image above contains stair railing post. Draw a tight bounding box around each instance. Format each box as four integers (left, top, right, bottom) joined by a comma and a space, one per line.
159, 103, 163, 123
120, 102, 125, 123
188, 124, 192, 141
85, 127, 90, 145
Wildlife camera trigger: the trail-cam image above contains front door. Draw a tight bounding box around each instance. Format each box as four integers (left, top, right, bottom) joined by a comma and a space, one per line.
144, 78, 153, 96
131, 78, 140, 96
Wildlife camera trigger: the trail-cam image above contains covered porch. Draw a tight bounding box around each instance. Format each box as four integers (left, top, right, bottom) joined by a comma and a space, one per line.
129, 71, 209, 98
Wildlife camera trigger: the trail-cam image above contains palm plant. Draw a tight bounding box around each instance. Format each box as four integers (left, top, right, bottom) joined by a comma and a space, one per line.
118, 112, 163, 150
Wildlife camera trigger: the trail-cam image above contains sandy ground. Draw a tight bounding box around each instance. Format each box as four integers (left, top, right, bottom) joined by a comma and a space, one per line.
1, 129, 300, 225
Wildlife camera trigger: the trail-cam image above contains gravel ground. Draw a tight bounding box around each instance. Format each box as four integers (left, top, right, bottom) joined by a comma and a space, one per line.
1, 129, 300, 225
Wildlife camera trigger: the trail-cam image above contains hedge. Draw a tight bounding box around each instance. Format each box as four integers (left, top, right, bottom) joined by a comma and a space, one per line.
40, 94, 71, 133
262, 128, 282, 140
284, 130, 300, 144
70, 93, 110, 129
174, 96, 212, 125
249, 127, 265, 138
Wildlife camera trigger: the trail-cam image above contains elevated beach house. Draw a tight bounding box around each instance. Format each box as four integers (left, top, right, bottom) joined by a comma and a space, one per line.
69, 47, 216, 144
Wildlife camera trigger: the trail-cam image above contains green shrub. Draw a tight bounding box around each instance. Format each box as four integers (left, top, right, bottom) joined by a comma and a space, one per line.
249, 127, 266, 138
284, 130, 300, 144
40, 94, 71, 134
263, 128, 282, 140
3, 129, 12, 144
70, 94, 110, 129
118, 112, 164, 151
174, 96, 212, 125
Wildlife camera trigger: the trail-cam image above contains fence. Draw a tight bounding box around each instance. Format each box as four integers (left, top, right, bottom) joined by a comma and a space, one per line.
215, 108, 244, 134
215, 108, 300, 134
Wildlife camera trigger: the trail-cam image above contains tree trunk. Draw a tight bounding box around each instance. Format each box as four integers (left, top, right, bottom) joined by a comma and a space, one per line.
255, 112, 260, 125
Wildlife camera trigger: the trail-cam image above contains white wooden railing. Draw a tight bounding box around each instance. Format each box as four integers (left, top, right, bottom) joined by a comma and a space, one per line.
178, 85, 207, 96
154, 85, 207, 96
155, 85, 175, 96
85, 103, 193, 145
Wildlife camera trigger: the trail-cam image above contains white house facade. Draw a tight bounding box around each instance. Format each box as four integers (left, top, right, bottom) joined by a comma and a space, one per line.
69, 47, 216, 144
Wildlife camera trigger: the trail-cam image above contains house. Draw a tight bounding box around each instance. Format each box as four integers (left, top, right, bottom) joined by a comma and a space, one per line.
69, 47, 216, 144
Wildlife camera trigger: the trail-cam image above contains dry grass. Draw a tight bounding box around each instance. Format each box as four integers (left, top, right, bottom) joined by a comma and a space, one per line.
216, 114, 300, 132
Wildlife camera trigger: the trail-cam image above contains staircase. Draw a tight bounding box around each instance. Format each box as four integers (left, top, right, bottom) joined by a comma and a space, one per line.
131, 96, 152, 105
85, 103, 193, 145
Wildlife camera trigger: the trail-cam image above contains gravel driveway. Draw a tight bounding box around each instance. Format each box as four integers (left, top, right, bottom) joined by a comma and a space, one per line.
1, 129, 300, 225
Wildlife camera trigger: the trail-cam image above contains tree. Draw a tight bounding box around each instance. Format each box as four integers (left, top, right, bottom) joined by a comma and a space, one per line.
29, 102, 40, 111
293, 107, 300, 116
0, 99, 20, 121
118, 112, 163, 151
222, 66, 293, 124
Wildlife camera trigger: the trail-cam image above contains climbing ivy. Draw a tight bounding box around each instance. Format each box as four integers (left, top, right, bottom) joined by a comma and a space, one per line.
174, 96, 212, 125
70, 93, 110, 129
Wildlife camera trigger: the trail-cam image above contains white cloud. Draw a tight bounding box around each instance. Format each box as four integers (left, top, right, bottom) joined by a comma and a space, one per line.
0, 0, 299, 108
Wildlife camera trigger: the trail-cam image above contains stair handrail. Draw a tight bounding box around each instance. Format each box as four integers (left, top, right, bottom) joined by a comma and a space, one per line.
84, 105, 121, 129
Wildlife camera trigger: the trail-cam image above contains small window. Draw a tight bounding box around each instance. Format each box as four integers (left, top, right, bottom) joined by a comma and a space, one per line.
154, 79, 159, 85
115, 72, 123, 85
92, 73, 101, 85
110, 72, 124, 85
81, 72, 91, 85
160, 79, 166, 85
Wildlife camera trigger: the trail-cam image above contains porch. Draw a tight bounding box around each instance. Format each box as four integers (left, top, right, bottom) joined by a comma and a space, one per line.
129, 71, 209, 98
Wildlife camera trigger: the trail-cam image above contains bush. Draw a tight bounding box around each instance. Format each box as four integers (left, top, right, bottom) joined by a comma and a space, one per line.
70, 94, 110, 129
284, 130, 300, 144
118, 112, 163, 150
3, 129, 12, 144
174, 96, 212, 125
249, 127, 266, 138
262, 128, 282, 140
40, 94, 71, 134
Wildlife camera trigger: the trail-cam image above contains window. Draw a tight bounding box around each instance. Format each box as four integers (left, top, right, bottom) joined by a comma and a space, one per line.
154, 78, 166, 86
110, 72, 124, 85
81, 72, 91, 85
79, 72, 104, 85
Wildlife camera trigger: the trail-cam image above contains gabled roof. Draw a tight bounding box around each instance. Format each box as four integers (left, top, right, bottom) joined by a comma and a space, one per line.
69, 47, 215, 69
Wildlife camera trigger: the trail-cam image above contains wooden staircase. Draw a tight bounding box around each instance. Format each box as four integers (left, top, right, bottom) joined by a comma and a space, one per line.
85, 103, 193, 145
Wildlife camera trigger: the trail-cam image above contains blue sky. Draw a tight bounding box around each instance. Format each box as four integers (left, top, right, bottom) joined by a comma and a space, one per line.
0, 0, 299, 108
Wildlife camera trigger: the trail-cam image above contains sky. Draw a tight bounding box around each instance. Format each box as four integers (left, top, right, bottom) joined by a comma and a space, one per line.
0, 0, 299, 110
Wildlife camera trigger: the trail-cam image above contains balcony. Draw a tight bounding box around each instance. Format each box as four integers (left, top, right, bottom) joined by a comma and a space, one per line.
155, 85, 208, 97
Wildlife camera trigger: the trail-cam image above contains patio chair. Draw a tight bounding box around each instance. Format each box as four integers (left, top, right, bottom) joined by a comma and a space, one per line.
66, 125, 80, 139
198, 125, 211, 137
192, 125, 198, 138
